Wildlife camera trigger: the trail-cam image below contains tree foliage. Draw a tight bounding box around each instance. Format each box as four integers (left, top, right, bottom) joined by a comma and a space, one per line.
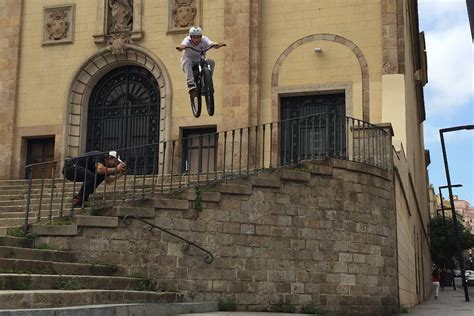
429, 216, 474, 268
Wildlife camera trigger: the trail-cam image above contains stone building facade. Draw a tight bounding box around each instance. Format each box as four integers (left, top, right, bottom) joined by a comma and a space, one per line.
0, 0, 431, 311
40, 160, 401, 315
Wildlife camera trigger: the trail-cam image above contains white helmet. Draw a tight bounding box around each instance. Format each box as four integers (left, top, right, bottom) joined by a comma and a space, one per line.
189, 26, 203, 36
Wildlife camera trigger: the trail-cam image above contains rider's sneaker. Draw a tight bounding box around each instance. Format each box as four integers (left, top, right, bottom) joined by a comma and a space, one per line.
72, 195, 83, 208
189, 87, 197, 98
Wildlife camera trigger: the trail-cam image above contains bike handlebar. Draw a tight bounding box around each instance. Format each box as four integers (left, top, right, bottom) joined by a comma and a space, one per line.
176, 43, 226, 52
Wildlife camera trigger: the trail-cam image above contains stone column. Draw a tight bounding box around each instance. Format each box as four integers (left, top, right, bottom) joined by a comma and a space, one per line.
222, 0, 261, 129
382, 0, 404, 74
221, 0, 261, 169
0, 0, 22, 179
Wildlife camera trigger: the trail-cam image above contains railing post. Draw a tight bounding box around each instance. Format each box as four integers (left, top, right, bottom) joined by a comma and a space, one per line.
269, 123, 273, 168
48, 162, 57, 223
24, 166, 33, 235
170, 141, 176, 192
231, 130, 235, 176
223, 131, 227, 180
239, 129, 243, 174
161, 142, 166, 193
59, 164, 66, 218
262, 124, 266, 169
37, 164, 46, 222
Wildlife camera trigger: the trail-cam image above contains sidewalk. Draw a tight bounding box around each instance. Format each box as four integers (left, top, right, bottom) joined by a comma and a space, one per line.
399, 284, 473, 315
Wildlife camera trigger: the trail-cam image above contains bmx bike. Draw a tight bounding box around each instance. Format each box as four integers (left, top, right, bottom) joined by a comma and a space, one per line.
177, 44, 226, 117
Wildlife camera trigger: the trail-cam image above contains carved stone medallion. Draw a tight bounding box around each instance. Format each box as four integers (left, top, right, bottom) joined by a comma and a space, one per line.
168, 0, 201, 34
43, 5, 75, 45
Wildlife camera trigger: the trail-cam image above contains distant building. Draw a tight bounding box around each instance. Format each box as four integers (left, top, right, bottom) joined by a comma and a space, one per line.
453, 196, 474, 234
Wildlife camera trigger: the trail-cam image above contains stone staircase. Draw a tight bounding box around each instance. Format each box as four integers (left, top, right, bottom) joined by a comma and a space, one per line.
0, 176, 219, 314
0, 176, 177, 236
0, 235, 184, 310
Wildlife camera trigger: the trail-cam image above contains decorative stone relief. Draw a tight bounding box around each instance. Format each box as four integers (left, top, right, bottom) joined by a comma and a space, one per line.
108, 0, 133, 33
93, 0, 143, 45
43, 5, 75, 45
168, 0, 201, 34
109, 32, 130, 55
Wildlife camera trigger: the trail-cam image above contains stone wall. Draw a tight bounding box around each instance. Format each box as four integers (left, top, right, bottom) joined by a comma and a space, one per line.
0, 0, 22, 179
41, 159, 399, 316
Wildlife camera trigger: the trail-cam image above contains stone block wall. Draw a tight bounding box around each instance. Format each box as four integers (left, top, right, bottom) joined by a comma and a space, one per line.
41, 159, 398, 315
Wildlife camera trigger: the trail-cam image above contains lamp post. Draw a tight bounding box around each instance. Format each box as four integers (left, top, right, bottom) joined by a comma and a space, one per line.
440, 125, 474, 302
438, 184, 463, 290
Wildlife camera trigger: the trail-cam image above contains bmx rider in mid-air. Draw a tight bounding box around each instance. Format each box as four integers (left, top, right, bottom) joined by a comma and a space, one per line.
176, 26, 224, 98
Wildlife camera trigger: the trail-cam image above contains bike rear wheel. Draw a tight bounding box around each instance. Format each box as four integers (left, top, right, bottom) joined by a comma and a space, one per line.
202, 66, 215, 116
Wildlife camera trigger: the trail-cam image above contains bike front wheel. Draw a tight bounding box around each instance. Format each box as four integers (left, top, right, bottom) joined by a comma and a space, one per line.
190, 91, 202, 118
202, 67, 215, 116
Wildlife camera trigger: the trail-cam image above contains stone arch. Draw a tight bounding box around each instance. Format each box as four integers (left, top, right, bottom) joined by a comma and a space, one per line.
63, 45, 172, 158
271, 33, 370, 122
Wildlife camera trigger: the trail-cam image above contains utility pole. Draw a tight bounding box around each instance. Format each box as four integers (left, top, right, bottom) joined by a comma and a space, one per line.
439, 125, 474, 302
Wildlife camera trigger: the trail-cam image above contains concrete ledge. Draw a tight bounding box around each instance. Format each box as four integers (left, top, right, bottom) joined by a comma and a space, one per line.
218, 184, 252, 195
30, 224, 78, 236
74, 216, 118, 228
279, 170, 311, 182
301, 161, 333, 176
155, 199, 189, 210
201, 192, 221, 202
100, 206, 155, 218
250, 176, 281, 188
0, 236, 34, 248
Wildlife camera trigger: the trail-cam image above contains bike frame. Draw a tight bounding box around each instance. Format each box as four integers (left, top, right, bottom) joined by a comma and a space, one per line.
178, 44, 225, 117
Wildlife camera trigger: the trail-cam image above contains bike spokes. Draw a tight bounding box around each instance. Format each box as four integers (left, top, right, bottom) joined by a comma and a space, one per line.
190, 91, 202, 118
202, 67, 215, 116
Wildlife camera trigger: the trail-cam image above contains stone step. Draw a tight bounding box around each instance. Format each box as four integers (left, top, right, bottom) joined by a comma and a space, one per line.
0, 218, 36, 227
0, 212, 25, 218
73, 215, 118, 228
0, 192, 74, 201
0, 289, 184, 309
0, 206, 27, 213
0, 226, 22, 237
30, 224, 78, 236
98, 206, 155, 218
0, 227, 9, 237
0, 274, 153, 292
0, 246, 76, 262
0, 186, 154, 199
0, 301, 218, 316
0, 236, 34, 248
0, 210, 66, 219
0, 258, 117, 276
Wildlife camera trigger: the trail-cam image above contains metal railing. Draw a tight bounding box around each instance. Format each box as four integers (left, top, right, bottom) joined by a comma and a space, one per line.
22, 113, 390, 234
122, 215, 214, 263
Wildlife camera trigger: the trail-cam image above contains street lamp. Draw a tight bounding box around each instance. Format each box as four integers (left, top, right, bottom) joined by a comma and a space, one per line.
440, 124, 474, 302
438, 184, 462, 290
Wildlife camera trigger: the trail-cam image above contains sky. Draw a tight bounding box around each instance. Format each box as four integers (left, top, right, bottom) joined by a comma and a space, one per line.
418, 0, 474, 203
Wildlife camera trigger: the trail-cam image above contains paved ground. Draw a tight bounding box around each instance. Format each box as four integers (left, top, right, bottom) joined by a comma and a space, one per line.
180, 280, 473, 316
398, 278, 473, 315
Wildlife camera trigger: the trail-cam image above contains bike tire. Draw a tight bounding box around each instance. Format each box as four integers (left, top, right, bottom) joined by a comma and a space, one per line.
190, 91, 202, 118
202, 67, 215, 116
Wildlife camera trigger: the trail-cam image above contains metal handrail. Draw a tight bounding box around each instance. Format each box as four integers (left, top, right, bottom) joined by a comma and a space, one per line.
122, 215, 214, 264
21, 113, 391, 234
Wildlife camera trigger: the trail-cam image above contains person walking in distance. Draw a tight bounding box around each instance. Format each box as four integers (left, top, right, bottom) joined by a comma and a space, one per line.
432, 267, 441, 299
62, 151, 126, 207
